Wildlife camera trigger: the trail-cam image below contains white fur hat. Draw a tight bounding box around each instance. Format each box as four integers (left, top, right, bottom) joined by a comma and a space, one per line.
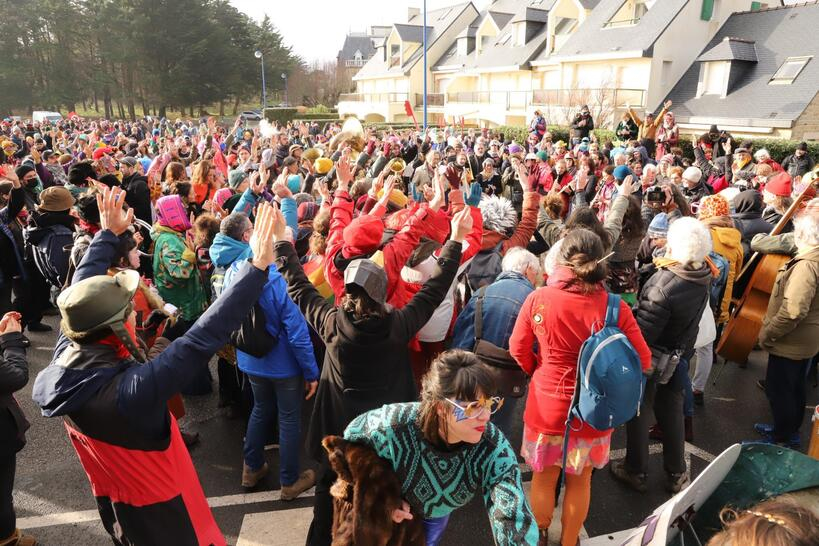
479, 194, 518, 234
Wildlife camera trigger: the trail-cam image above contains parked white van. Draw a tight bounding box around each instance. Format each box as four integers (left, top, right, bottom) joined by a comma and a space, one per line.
32, 111, 63, 124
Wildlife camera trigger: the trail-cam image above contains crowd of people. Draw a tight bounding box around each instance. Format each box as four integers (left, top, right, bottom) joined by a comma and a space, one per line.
1, 104, 818, 546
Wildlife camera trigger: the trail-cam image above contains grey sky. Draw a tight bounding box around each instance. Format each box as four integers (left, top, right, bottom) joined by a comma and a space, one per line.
229, 0, 491, 63
230, 0, 797, 63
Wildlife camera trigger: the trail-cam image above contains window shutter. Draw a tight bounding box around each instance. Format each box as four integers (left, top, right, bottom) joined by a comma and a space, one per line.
701, 0, 715, 21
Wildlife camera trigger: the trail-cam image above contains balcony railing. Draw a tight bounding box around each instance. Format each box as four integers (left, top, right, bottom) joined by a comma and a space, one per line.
344, 59, 366, 68
446, 90, 532, 110
338, 92, 409, 103
338, 88, 646, 113
532, 88, 646, 109
415, 93, 445, 107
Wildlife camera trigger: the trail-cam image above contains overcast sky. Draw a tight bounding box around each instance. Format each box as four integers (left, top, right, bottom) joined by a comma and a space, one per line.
230, 0, 798, 63
229, 0, 492, 63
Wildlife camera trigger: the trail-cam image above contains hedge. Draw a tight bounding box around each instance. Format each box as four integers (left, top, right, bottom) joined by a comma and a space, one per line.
263, 107, 298, 124
296, 112, 341, 121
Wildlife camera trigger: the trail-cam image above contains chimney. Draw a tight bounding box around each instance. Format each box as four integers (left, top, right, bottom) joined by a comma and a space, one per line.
408, 7, 420, 21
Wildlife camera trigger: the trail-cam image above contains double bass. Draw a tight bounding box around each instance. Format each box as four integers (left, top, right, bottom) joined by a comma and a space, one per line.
717, 181, 816, 363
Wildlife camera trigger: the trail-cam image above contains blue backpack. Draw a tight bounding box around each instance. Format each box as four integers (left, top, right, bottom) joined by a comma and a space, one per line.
561, 293, 645, 478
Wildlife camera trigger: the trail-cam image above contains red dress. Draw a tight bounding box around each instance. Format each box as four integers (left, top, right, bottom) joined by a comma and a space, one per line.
509, 266, 651, 472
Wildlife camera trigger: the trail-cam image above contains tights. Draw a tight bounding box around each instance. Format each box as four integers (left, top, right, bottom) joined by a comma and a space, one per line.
529, 465, 592, 546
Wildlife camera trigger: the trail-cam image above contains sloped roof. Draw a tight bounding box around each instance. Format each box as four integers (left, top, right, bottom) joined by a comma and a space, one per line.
663, 2, 819, 126
433, 0, 553, 72
576, 0, 601, 8
353, 2, 475, 79
338, 35, 377, 62
394, 24, 431, 43
487, 11, 515, 29
542, 0, 688, 60
697, 37, 758, 63
510, 6, 550, 24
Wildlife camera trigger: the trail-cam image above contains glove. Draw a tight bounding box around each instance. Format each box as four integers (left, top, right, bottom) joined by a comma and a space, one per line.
465, 182, 482, 207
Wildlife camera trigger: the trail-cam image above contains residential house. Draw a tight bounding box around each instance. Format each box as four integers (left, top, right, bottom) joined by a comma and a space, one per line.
337, 4, 479, 123
530, 0, 761, 127
336, 27, 391, 92
663, 1, 819, 140
432, 0, 554, 127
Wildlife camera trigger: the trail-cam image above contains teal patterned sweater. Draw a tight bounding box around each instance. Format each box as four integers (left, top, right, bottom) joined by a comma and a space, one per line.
344, 402, 539, 545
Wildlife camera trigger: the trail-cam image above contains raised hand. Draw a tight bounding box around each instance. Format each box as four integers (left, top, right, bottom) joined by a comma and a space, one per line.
378, 176, 397, 207
316, 179, 331, 203
620, 175, 636, 197
249, 202, 278, 270
336, 154, 353, 192
429, 173, 446, 212
250, 171, 266, 195
96, 186, 134, 236
450, 206, 473, 243
271, 181, 292, 200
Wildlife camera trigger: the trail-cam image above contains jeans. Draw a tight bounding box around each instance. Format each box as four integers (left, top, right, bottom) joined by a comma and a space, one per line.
492, 385, 526, 443
423, 514, 451, 546
765, 354, 811, 441
244, 374, 302, 486
691, 344, 714, 393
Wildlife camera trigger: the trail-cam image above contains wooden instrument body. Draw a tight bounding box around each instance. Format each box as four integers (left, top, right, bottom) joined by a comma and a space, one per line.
717, 253, 789, 363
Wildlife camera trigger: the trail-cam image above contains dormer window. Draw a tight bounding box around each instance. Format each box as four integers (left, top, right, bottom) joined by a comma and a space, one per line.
514, 22, 526, 46
390, 44, 400, 68
697, 61, 729, 97
604, 0, 657, 29
769, 56, 811, 85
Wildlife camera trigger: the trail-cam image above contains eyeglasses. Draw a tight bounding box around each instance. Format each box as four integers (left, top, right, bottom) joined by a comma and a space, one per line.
445, 397, 504, 421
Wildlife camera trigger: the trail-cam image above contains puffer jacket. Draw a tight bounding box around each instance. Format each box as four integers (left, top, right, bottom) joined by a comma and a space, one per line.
708, 222, 744, 323
731, 190, 773, 258
760, 246, 819, 360
633, 260, 712, 359
680, 181, 712, 205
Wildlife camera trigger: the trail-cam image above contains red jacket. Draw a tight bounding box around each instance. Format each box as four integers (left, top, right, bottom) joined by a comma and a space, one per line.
324, 191, 441, 304
509, 266, 651, 439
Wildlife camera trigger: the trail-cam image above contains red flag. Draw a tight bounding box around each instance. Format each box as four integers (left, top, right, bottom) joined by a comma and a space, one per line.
404, 100, 419, 132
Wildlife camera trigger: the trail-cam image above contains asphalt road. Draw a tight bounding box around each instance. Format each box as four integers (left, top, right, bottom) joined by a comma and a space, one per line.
11, 315, 819, 545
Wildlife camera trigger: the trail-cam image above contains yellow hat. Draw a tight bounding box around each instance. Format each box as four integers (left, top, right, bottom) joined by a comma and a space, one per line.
314, 157, 333, 175
377, 188, 408, 209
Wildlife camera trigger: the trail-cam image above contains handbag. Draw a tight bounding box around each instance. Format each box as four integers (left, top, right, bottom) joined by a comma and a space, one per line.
230, 302, 278, 358
472, 287, 529, 398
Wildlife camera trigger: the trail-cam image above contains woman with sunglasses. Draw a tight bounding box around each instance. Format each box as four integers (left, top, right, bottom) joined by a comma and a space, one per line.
343, 349, 538, 546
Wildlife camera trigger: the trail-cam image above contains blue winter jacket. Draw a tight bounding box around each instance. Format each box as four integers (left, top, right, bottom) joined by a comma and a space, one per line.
225, 254, 319, 382
32, 229, 268, 439
451, 271, 534, 351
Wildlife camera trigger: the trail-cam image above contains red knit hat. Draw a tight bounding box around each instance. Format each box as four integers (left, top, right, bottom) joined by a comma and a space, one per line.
765, 172, 792, 197
92, 147, 113, 161
342, 215, 385, 258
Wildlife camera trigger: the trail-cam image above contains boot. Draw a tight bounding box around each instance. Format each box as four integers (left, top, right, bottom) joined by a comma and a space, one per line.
666, 471, 690, 494
0, 529, 38, 546
281, 469, 316, 501
241, 462, 269, 488
181, 430, 200, 448
537, 529, 548, 546
610, 460, 647, 493
685, 416, 693, 443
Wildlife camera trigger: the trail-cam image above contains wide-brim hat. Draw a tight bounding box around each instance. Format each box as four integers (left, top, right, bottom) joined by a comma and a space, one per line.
58, 270, 140, 338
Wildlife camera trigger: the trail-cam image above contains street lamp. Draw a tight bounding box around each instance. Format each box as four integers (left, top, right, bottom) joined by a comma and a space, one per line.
254, 50, 266, 111
281, 73, 288, 106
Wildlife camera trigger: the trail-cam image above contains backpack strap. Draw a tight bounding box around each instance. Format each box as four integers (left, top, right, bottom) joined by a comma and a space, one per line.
474, 286, 488, 342
604, 292, 621, 328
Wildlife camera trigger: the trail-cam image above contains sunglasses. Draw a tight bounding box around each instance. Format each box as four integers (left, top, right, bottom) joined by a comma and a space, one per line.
445, 397, 504, 421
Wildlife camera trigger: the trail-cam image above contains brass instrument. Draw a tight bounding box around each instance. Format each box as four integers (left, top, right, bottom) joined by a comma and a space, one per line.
388, 158, 407, 175
303, 147, 323, 162
329, 117, 366, 161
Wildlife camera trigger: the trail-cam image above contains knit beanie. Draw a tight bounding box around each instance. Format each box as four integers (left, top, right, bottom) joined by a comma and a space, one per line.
765, 172, 792, 197
647, 212, 670, 239
698, 194, 730, 220
613, 165, 631, 182
298, 202, 319, 224
228, 169, 246, 189
683, 166, 703, 184
287, 174, 302, 194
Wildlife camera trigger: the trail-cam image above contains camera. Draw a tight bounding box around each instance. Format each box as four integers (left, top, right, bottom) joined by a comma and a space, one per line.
645, 185, 665, 204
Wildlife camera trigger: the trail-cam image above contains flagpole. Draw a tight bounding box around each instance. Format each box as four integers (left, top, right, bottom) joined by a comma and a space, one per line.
423, 0, 428, 131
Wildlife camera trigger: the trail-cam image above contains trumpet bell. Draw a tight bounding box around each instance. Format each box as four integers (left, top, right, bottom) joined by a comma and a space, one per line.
303, 148, 323, 162
388, 158, 407, 175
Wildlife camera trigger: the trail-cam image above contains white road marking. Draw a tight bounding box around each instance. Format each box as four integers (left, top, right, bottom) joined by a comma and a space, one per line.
17, 488, 315, 529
